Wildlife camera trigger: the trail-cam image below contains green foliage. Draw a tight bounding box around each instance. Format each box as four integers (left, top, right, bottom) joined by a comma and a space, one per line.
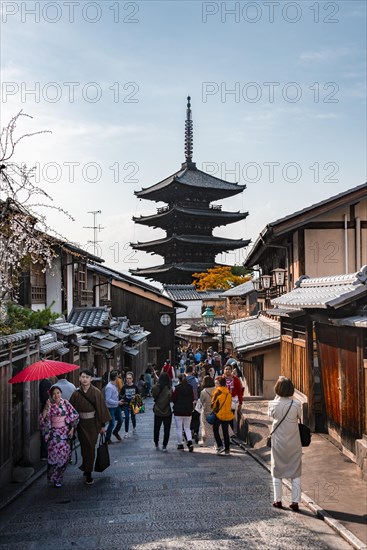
0, 302, 60, 335
231, 265, 253, 277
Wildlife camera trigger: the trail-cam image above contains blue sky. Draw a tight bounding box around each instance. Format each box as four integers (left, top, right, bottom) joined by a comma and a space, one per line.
1, 0, 366, 281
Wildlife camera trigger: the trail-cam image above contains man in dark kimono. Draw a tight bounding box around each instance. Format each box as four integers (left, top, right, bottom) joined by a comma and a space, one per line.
70, 369, 111, 484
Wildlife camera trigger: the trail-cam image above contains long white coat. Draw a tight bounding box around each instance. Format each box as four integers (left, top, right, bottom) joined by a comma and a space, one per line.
268, 396, 302, 479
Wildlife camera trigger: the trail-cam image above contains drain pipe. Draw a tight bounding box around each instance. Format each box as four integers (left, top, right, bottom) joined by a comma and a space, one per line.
356, 217, 361, 270
344, 213, 348, 273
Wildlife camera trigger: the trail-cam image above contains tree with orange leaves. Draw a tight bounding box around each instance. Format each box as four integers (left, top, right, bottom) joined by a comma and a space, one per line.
192, 266, 251, 290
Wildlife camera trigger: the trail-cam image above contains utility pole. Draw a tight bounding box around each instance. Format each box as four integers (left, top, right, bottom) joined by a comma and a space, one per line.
83, 210, 104, 257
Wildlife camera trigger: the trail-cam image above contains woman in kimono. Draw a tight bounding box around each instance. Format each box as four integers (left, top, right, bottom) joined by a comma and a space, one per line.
268, 376, 302, 511
40, 384, 79, 488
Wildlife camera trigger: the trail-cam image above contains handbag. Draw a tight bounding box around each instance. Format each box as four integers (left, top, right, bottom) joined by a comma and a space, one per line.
267, 400, 293, 448
94, 433, 110, 472
195, 399, 203, 413
206, 412, 216, 425
299, 422, 311, 446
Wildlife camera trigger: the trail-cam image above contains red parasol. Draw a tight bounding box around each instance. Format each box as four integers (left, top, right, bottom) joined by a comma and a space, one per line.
8, 359, 80, 384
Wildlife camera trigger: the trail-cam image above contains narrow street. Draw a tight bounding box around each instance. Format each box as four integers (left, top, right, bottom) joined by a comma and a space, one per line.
0, 400, 353, 550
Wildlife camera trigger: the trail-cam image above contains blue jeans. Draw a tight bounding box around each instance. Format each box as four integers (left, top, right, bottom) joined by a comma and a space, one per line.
124, 404, 136, 433
106, 406, 123, 440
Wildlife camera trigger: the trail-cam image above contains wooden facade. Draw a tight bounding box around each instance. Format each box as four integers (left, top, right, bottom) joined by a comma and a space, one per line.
316, 322, 365, 455
280, 317, 314, 428
0, 331, 43, 489
274, 275, 367, 469
111, 281, 177, 370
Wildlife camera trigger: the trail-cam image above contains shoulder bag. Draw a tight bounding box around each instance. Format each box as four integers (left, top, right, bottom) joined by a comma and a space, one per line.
207, 393, 228, 425
267, 400, 293, 448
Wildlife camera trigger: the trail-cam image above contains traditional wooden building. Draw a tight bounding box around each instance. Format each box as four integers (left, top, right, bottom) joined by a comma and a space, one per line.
244, 182, 367, 307
163, 284, 225, 323
131, 97, 249, 284
271, 267, 367, 476
219, 281, 258, 321
19, 239, 103, 315
230, 314, 281, 399
86, 264, 185, 369
0, 330, 44, 489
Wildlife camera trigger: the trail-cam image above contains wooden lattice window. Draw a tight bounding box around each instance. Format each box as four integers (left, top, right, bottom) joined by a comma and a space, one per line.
30, 264, 46, 303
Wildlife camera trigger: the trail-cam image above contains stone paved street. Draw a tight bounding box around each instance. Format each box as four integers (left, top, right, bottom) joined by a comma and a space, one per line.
0, 400, 353, 550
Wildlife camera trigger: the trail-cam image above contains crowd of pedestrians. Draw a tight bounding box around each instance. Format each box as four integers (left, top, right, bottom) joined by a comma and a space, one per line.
38, 350, 303, 511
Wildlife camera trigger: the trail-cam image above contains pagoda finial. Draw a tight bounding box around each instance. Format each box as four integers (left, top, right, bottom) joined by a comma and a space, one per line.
185, 95, 194, 165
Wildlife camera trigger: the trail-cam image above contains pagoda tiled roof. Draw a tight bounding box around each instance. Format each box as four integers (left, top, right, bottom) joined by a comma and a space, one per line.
132, 234, 249, 251
135, 166, 246, 200
130, 262, 219, 277
133, 206, 248, 227
130, 262, 248, 284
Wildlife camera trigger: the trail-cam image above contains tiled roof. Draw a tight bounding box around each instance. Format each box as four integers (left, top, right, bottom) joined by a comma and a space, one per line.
67, 306, 112, 329
87, 263, 163, 293
265, 308, 304, 317
135, 166, 246, 197
123, 345, 140, 356
133, 206, 248, 226
132, 263, 221, 276
129, 331, 151, 343
47, 322, 83, 336
219, 281, 255, 297
230, 315, 281, 352
265, 182, 367, 231
132, 234, 248, 250
0, 329, 44, 347
92, 339, 118, 351
245, 182, 367, 267
330, 315, 367, 328
163, 284, 225, 301
272, 267, 367, 309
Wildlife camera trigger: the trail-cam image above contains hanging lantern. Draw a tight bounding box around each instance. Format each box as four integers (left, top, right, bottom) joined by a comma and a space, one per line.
261, 274, 272, 289
272, 268, 286, 286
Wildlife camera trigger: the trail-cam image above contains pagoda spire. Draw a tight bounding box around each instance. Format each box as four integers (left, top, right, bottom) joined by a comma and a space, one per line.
184, 96, 195, 168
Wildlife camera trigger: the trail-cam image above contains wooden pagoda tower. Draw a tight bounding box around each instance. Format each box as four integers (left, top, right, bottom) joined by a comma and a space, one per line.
130, 97, 250, 284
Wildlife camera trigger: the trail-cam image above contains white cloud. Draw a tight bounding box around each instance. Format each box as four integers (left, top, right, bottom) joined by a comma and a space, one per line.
299, 48, 351, 62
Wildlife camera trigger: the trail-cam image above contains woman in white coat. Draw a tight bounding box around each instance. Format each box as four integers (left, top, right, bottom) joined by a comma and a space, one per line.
198, 375, 216, 447
268, 376, 302, 511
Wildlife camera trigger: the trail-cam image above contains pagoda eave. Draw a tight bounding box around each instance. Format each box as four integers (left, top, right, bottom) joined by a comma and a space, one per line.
131, 235, 250, 253
132, 208, 249, 228
129, 262, 224, 284
135, 167, 246, 203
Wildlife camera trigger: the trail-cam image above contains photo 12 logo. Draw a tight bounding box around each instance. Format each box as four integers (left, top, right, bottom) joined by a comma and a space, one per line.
5, 161, 139, 185
201, 161, 339, 184
201, 2, 340, 24
1, 82, 139, 104
202, 82, 339, 104
1, 2, 140, 24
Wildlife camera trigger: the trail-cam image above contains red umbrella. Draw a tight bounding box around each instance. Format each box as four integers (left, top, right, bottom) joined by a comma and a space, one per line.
8, 359, 80, 384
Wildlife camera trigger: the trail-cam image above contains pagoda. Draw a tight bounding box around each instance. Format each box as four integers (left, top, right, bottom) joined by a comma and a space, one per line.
130, 97, 250, 284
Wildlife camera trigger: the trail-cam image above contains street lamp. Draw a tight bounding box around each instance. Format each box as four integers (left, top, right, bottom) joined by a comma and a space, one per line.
272, 267, 286, 286
261, 274, 272, 289
252, 278, 261, 291
219, 323, 226, 361
202, 306, 215, 327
